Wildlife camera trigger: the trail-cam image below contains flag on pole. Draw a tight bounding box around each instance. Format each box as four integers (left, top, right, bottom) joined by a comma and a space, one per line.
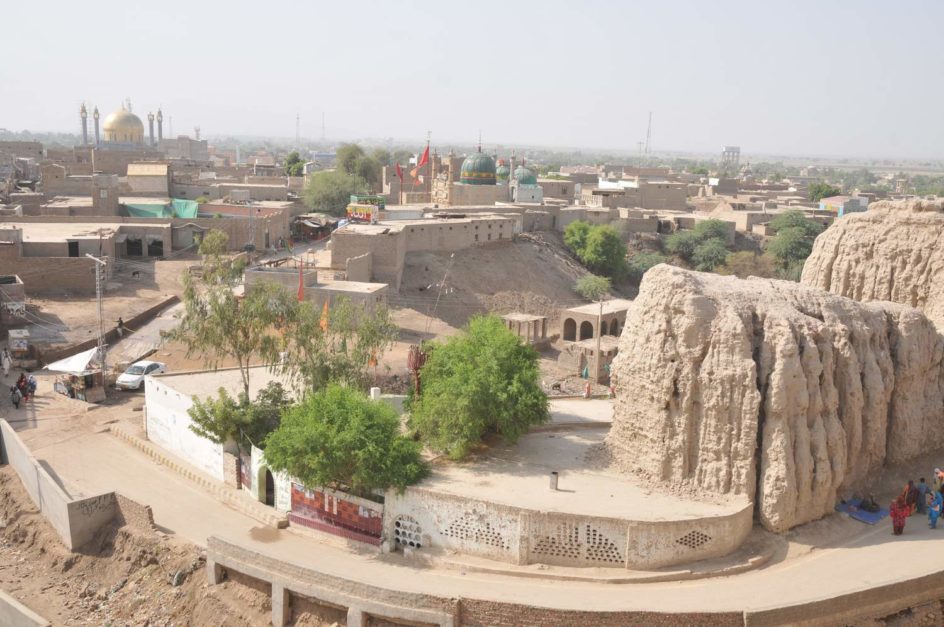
395, 162, 403, 182
319, 300, 329, 332
410, 144, 430, 179
296, 263, 305, 302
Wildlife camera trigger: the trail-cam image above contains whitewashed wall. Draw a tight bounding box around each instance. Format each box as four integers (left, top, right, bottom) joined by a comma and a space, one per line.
144, 377, 225, 481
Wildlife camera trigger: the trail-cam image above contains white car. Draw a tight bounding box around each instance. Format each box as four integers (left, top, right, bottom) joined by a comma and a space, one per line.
116, 360, 166, 391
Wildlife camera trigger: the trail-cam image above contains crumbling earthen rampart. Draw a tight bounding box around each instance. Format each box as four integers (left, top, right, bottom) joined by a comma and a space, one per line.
801, 198, 944, 329
606, 265, 944, 532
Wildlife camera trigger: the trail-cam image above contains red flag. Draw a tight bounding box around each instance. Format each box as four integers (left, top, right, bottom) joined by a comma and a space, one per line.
297, 263, 305, 302
395, 162, 403, 182
319, 300, 329, 332
410, 144, 430, 179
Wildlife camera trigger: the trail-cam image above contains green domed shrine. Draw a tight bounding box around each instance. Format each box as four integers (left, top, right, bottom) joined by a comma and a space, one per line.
460, 150, 497, 185
513, 165, 537, 185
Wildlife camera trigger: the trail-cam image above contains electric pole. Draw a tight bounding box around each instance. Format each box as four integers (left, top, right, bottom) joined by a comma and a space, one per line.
86, 254, 108, 399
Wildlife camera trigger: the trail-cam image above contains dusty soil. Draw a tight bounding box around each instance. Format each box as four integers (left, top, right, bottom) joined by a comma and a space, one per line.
0, 465, 338, 627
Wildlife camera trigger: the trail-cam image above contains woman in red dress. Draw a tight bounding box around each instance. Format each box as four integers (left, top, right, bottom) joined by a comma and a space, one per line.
890, 496, 909, 535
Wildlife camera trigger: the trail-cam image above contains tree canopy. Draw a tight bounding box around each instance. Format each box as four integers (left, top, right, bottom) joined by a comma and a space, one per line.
765, 211, 825, 280
626, 251, 667, 284
574, 275, 611, 301
809, 181, 842, 202
563, 221, 628, 279
303, 170, 358, 215
274, 296, 398, 393
188, 381, 291, 455
409, 315, 549, 460
283, 151, 305, 177
718, 251, 778, 279
264, 384, 427, 497
665, 219, 733, 269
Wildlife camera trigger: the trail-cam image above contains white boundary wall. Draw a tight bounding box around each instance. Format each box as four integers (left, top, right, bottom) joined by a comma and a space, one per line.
144, 376, 225, 481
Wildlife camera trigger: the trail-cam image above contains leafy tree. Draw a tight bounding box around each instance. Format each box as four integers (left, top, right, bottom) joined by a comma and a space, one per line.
581, 225, 628, 278
692, 238, 730, 271
409, 315, 549, 460
809, 182, 842, 202
664, 230, 701, 261
718, 251, 778, 279
768, 210, 825, 239
564, 222, 628, 279
575, 275, 611, 301
276, 296, 398, 392
168, 280, 295, 398
371, 148, 391, 167
563, 220, 591, 253
283, 151, 305, 177
188, 381, 291, 455
767, 227, 817, 270
195, 195, 210, 204
626, 251, 667, 284
665, 219, 731, 265
197, 229, 246, 284
691, 167, 709, 176
303, 170, 358, 215
335, 144, 365, 175
264, 384, 427, 497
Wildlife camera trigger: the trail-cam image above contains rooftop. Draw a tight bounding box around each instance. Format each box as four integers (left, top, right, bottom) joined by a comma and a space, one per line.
502, 312, 547, 323
565, 298, 634, 316
315, 280, 388, 294
1, 222, 119, 242
150, 365, 297, 400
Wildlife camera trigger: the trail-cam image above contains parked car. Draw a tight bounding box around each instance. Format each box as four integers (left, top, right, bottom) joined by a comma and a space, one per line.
116, 360, 166, 391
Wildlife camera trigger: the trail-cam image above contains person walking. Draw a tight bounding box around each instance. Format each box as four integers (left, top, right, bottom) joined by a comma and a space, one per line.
890, 496, 909, 535
10, 385, 22, 409
904, 479, 920, 515
917, 478, 930, 515
930, 488, 943, 530
1, 348, 10, 379
116, 317, 125, 338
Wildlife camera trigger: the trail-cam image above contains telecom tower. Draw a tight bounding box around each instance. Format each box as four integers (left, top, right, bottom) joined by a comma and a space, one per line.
644, 112, 652, 155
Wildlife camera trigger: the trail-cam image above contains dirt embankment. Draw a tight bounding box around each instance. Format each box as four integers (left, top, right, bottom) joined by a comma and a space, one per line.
396, 232, 598, 330
0, 466, 334, 626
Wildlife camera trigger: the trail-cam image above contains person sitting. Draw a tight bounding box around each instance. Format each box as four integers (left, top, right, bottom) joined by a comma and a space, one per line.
859, 493, 880, 513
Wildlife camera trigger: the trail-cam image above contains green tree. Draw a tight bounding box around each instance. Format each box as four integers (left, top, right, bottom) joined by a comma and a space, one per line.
626, 251, 667, 284
283, 151, 305, 177
692, 219, 730, 242
371, 148, 391, 167
664, 230, 701, 261
336, 144, 365, 175
167, 281, 295, 398
692, 239, 730, 271
563, 220, 591, 253
195, 195, 210, 204
574, 274, 611, 301
768, 210, 825, 239
581, 225, 628, 278
276, 296, 398, 392
264, 384, 427, 497
409, 315, 549, 460
303, 170, 358, 215
188, 381, 291, 455
665, 219, 731, 265
767, 227, 817, 271
809, 182, 842, 202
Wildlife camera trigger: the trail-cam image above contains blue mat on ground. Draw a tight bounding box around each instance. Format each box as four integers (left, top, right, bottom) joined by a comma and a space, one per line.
835, 499, 889, 525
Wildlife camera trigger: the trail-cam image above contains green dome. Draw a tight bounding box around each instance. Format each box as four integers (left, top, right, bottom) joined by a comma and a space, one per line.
513, 165, 537, 185
460, 151, 497, 185
496, 162, 510, 181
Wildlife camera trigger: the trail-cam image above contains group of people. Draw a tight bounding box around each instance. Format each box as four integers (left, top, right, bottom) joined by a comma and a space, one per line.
9, 372, 37, 409
890, 473, 944, 535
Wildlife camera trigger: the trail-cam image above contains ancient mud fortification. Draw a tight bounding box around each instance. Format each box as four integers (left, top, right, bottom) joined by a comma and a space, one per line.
802, 198, 944, 329
606, 264, 944, 532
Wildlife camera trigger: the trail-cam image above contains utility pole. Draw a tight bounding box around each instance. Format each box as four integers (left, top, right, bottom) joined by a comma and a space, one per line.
86, 254, 108, 399
593, 296, 604, 384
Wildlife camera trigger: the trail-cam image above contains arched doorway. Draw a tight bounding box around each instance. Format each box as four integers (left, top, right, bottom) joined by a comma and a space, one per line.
609, 319, 619, 335
579, 321, 594, 340
563, 318, 577, 341
256, 466, 276, 506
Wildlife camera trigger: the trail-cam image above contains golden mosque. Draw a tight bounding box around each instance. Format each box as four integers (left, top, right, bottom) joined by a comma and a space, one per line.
79, 98, 164, 148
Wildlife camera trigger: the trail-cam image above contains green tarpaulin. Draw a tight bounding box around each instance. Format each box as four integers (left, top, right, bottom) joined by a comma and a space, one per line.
125, 199, 198, 219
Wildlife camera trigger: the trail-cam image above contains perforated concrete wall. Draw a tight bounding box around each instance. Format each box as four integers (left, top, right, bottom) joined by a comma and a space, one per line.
384, 487, 753, 569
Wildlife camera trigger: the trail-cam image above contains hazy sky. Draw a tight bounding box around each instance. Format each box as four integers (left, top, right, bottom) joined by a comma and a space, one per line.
4, 0, 943, 158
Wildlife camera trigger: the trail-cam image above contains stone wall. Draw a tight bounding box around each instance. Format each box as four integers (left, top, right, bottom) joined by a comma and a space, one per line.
113, 494, 156, 532
345, 252, 372, 282
0, 590, 50, 627
606, 265, 944, 532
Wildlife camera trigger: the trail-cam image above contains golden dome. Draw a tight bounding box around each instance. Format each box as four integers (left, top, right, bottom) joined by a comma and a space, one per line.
102, 108, 144, 143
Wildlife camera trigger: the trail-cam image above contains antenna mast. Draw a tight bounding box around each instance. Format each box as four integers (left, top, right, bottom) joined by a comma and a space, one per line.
644, 112, 652, 155
295, 113, 300, 151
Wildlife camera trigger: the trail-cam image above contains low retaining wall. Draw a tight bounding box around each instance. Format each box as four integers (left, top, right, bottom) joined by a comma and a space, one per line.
39, 294, 179, 364
0, 590, 50, 627
0, 420, 154, 551
384, 487, 753, 569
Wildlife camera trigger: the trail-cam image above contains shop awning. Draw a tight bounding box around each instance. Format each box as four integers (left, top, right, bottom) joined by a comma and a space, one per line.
46, 347, 101, 376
